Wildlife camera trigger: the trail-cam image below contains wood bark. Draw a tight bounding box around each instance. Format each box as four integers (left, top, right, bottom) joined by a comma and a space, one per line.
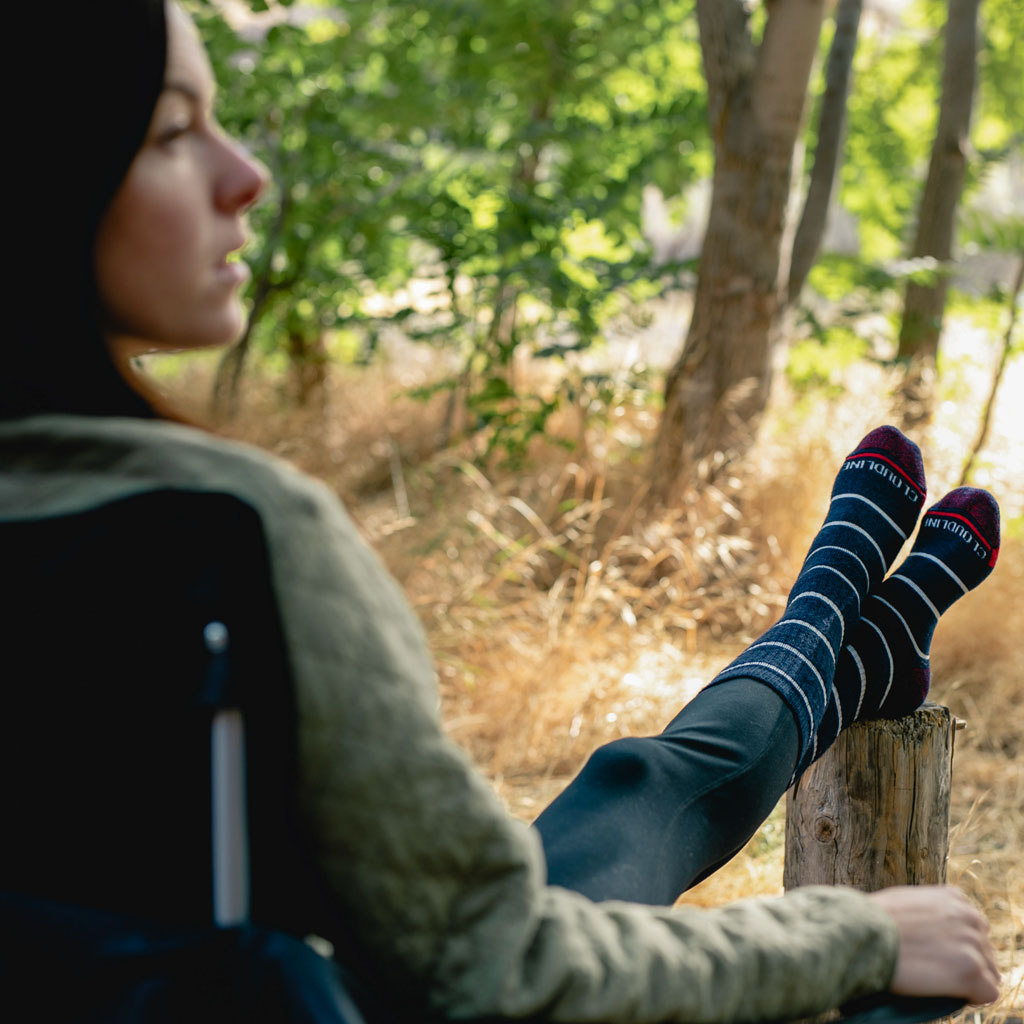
651, 0, 826, 502
787, 0, 864, 304
896, 0, 982, 430
784, 704, 954, 891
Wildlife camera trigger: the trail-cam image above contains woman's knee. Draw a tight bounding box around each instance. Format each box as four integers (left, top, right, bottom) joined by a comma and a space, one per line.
581, 737, 658, 791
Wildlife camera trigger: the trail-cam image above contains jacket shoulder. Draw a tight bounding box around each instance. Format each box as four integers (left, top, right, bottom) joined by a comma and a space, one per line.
0, 413, 334, 526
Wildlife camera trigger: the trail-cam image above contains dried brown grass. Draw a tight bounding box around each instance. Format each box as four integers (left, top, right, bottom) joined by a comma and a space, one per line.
155, 350, 1023, 1016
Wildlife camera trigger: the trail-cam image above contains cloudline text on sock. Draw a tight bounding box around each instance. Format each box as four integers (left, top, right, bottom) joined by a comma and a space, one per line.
841, 457, 922, 501
921, 515, 990, 561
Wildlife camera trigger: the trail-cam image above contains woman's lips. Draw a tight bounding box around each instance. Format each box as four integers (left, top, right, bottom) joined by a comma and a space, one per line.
215, 258, 250, 287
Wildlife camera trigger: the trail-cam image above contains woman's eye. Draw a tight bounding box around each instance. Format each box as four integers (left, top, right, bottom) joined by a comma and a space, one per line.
158, 121, 192, 145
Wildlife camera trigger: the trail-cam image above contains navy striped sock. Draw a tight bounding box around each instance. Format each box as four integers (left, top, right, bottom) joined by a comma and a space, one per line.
817, 487, 1000, 744
704, 426, 926, 776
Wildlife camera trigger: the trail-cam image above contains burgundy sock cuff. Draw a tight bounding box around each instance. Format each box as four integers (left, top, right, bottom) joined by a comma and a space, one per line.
925, 487, 1001, 566
848, 425, 927, 499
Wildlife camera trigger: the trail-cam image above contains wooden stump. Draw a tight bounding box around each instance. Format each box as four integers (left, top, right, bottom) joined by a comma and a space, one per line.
784, 703, 956, 892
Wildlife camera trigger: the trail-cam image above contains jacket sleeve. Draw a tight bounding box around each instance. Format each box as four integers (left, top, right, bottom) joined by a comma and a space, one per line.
257, 468, 900, 1023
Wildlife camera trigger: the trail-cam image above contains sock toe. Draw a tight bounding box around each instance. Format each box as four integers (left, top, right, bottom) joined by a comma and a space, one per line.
848, 425, 927, 499
926, 487, 1000, 566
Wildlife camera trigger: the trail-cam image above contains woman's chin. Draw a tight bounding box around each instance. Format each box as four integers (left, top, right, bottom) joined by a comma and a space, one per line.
107, 319, 246, 359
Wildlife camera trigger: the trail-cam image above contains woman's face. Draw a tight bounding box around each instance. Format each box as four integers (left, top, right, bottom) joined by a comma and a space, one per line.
94, 3, 267, 356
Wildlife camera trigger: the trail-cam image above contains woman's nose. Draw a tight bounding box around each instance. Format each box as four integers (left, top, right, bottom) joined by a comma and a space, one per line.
215, 133, 269, 214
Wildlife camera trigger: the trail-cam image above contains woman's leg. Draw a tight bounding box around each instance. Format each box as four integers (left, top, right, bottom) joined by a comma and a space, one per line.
534, 677, 798, 905
537, 426, 930, 906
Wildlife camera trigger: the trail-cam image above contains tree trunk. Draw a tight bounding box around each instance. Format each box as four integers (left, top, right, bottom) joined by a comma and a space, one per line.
286, 329, 328, 408
651, 0, 826, 502
210, 275, 272, 420
896, 0, 982, 430
784, 704, 955, 890
787, 0, 864, 305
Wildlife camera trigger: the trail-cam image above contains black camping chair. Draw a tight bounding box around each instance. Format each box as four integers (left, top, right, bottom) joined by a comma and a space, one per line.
0, 490, 367, 1023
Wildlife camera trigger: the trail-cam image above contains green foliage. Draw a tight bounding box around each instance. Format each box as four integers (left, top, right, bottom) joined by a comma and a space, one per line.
840, 5, 942, 263
806, 0, 1021, 267
946, 285, 1022, 337
193, 0, 705, 459
191, 0, 1021, 459
805, 255, 896, 302
974, 0, 1024, 153
794, 0, 1021, 392
786, 327, 868, 397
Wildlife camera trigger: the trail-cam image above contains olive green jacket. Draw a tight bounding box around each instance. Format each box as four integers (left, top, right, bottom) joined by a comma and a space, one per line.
0, 414, 899, 1023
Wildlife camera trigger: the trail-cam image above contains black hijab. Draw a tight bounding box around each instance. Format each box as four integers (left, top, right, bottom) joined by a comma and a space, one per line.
4, 0, 168, 419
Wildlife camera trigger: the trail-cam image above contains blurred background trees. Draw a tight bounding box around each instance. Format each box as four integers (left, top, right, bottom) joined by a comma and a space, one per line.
191, 0, 1022, 489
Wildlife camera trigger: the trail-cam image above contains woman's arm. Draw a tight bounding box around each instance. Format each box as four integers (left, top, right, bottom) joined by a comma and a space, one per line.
257, 470, 907, 1022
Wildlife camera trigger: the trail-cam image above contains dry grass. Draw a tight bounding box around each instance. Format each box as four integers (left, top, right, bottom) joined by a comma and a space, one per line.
157, 344, 1023, 1017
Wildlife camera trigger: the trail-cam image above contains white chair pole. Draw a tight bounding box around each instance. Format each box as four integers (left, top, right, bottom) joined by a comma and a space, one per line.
205, 621, 250, 928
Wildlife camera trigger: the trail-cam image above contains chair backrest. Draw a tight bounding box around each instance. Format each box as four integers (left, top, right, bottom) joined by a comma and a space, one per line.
1, 489, 309, 922
0, 488, 368, 1022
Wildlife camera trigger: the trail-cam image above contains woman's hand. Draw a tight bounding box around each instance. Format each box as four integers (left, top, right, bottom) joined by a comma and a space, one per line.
868, 885, 1000, 1005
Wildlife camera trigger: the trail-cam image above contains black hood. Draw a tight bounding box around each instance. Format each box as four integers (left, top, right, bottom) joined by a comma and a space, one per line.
6, 0, 168, 419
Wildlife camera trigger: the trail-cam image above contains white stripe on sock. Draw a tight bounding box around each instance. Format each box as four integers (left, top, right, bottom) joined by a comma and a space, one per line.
831, 492, 908, 539
863, 618, 894, 705
890, 573, 941, 620
747, 640, 829, 705
831, 682, 844, 734
905, 551, 968, 594
722, 660, 817, 740
846, 645, 868, 719
786, 619, 837, 663
820, 520, 886, 570
805, 544, 871, 589
873, 595, 930, 662
789, 591, 846, 640
799, 565, 861, 608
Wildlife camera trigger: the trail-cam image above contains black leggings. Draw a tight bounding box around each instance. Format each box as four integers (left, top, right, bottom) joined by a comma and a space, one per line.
534, 678, 800, 906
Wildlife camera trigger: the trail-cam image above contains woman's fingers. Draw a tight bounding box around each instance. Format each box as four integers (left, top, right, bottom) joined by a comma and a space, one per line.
868, 886, 1001, 1005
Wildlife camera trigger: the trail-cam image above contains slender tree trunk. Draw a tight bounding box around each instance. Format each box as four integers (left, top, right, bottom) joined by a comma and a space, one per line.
787, 0, 863, 305
286, 329, 328, 408
896, 0, 982, 429
210, 275, 274, 420
651, 0, 826, 502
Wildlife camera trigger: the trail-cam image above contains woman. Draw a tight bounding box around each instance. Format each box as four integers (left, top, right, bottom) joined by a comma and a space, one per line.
0, 2, 1001, 1020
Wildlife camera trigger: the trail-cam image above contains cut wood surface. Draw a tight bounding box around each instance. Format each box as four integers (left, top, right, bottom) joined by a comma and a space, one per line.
784, 703, 954, 892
